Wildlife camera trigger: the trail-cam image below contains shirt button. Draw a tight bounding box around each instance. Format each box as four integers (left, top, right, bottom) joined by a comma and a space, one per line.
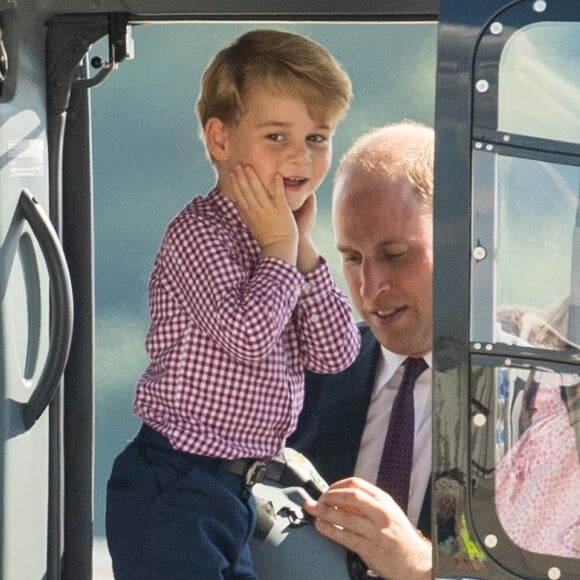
310, 314, 320, 323
302, 283, 312, 294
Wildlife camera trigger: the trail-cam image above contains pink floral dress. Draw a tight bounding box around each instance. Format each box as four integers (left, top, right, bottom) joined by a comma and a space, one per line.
495, 371, 580, 558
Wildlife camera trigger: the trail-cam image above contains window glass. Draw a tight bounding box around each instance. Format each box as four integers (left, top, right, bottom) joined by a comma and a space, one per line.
90, 21, 437, 577
498, 22, 580, 144
494, 156, 580, 349
471, 151, 580, 348
470, 15, 580, 568
471, 362, 580, 558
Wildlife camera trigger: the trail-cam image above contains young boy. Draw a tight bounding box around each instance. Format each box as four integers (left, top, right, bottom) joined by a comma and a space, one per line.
106, 29, 360, 579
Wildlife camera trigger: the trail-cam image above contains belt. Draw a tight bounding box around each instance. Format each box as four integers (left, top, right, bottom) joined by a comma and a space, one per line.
136, 424, 328, 494
223, 458, 270, 486
227, 447, 329, 498
136, 424, 269, 486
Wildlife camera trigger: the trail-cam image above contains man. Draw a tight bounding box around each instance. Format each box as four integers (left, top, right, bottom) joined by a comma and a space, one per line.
289, 121, 434, 579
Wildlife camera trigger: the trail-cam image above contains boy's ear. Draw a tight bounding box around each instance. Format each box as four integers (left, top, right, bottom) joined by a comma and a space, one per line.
204, 117, 229, 162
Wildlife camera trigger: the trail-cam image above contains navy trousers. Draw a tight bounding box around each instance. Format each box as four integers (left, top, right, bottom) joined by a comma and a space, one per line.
106, 425, 258, 580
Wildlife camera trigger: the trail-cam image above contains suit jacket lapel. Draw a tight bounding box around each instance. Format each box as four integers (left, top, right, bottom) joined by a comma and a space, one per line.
308, 326, 381, 482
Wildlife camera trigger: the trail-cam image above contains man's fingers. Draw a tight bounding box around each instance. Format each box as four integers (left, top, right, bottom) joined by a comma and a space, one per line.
326, 477, 398, 510
304, 497, 365, 544
316, 493, 366, 518
330, 477, 386, 497
305, 480, 398, 529
312, 517, 367, 552
304, 497, 365, 531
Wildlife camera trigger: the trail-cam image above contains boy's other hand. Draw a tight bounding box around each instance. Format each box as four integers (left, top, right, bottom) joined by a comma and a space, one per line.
230, 165, 298, 265
294, 194, 320, 274
293, 192, 317, 240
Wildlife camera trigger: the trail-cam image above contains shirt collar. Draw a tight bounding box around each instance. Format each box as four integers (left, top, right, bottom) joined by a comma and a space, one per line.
209, 186, 247, 231
376, 346, 432, 391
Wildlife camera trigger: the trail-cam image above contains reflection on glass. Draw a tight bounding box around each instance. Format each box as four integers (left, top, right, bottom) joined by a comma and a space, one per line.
472, 362, 580, 557
493, 367, 580, 557
499, 22, 580, 144
494, 156, 580, 350
562, 376, 580, 461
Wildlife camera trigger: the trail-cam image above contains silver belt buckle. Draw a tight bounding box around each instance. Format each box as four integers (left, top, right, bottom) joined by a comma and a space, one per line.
245, 460, 268, 486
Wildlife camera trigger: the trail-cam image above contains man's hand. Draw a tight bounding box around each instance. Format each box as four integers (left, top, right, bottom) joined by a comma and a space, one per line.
303, 477, 432, 580
229, 164, 298, 265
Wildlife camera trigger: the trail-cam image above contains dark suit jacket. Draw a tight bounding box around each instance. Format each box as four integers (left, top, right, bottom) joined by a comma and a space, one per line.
288, 324, 432, 538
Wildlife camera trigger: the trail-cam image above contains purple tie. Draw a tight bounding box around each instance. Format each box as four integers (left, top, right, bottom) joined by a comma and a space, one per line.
375, 357, 428, 513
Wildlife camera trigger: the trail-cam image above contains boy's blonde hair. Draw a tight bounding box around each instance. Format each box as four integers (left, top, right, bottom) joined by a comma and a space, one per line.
196, 29, 352, 140
335, 120, 434, 215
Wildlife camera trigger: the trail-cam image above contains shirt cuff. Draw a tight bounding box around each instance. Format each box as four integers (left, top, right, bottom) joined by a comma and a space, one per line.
258, 256, 304, 298
299, 257, 336, 300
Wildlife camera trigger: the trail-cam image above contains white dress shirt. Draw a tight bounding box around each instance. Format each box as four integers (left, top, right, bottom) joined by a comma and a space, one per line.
353, 347, 432, 526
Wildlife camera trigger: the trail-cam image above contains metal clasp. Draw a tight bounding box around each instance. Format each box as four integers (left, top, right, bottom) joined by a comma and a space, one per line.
245, 461, 268, 486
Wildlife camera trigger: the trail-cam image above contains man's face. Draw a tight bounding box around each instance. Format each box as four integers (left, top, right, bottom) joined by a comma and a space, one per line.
218, 87, 333, 211
333, 167, 433, 357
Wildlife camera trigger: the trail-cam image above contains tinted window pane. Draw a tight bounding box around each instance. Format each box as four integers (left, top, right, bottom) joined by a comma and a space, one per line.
471, 151, 580, 349
471, 362, 580, 558
495, 157, 580, 349
498, 22, 580, 143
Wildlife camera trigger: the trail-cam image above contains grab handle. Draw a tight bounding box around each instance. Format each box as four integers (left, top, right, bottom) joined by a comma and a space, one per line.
19, 189, 74, 430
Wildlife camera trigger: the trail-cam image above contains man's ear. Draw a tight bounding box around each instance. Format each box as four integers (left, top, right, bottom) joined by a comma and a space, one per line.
204, 117, 229, 162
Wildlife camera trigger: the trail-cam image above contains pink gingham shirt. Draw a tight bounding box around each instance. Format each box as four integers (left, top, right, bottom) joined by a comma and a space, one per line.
134, 188, 360, 459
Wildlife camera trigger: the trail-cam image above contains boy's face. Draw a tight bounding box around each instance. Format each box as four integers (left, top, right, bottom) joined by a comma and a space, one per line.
215, 87, 334, 211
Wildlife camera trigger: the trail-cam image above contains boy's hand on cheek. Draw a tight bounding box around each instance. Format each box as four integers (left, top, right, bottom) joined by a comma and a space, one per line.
294, 194, 320, 274
229, 165, 298, 266
293, 193, 317, 240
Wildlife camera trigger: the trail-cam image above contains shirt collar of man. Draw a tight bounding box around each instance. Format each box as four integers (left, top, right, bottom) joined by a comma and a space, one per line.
375, 346, 432, 392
